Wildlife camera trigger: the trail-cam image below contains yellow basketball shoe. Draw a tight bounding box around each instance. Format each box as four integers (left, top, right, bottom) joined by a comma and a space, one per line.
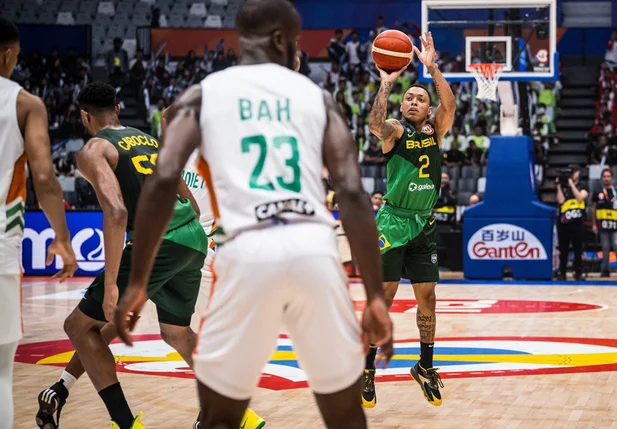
361, 369, 376, 408
111, 412, 146, 429
240, 408, 266, 429
410, 363, 444, 406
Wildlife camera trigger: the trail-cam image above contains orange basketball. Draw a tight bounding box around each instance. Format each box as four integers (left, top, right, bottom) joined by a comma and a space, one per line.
372, 29, 413, 71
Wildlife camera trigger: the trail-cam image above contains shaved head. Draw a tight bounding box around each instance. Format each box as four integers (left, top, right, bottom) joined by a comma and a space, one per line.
237, 0, 300, 37
236, 0, 301, 70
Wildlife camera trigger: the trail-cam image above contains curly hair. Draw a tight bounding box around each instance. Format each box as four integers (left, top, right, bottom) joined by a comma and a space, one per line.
77, 81, 117, 114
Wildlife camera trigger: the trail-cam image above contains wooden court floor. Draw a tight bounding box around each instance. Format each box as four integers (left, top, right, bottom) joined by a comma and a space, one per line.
13, 276, 617, 429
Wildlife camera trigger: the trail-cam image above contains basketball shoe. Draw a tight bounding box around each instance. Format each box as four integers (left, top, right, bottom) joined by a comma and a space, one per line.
410, 362, 444, 406
361, 369, 376, 408
36, 384, 67, 429
112, 411, 145, 429
194, 408, 266, 429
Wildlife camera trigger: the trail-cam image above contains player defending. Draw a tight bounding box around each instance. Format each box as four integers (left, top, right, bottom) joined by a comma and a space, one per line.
114, 1, 394, 428
0, 18, 77, 427
37, 82, 208, 429
364, 32, 455, 407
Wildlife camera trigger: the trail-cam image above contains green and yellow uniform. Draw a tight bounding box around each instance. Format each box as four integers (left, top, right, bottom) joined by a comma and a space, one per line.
377, 120, 441, 283
80, 127, 207, 326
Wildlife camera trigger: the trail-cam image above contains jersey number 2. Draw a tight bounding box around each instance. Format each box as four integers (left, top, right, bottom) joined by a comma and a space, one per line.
241, 135, 301, 192
418, 155, 430, 178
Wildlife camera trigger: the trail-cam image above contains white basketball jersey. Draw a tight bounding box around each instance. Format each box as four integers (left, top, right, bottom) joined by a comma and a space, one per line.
182, 150, 214, 234
0, 76, 25, 274
198, 64, 334, 239
0, 76, 25, 345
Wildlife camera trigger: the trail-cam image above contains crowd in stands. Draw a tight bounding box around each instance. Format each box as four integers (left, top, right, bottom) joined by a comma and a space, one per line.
588, 30, 617, 166
10, 48, 94, 209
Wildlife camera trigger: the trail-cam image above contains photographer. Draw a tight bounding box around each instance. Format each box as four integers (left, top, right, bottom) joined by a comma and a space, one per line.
592, 168, 617, 277
556, 166, 588, 280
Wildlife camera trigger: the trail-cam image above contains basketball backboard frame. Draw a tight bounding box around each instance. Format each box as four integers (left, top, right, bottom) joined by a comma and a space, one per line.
418, 0, 559, 83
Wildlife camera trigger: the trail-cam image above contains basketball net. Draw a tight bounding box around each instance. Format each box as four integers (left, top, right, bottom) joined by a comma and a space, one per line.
468, 63, 504, 102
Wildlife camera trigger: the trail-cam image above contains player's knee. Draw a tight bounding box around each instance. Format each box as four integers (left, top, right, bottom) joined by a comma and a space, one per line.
159, 325, 191, 349
63, 312, 80, 339
415, 283, 437, 310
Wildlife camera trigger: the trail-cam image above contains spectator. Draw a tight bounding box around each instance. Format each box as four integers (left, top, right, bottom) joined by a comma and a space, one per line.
468, 194, 481, 206
605, 28, 617, 69
350, 90, 363, 120
371, 191, 384, 211
375, 16, 387, 35
212, 52, 227, 72
328, 29, 346, 64
53, 148, 75, 176
59, 111, 84, 140
465, 141, 484, 166
151, 99, 165, 137
361, 31, 376, 67
176, 69, 193, 90
434, 172, 457, 225
335, 91, 352, 123
151, 7, 161, 27
129, 53, 146, 89
592, 134, 611, 165
466, 125, 490, 150
225, 49, 238, 67
363, 135, 384, 166
443, 140, 465, 167
163, 77, 181, 104
346, 31, 361, 68
106, 38, 129, 88
355, 126, 367, 153
335, 76, 351, 104
441, 126, 465, 151
324, 62, 341, 89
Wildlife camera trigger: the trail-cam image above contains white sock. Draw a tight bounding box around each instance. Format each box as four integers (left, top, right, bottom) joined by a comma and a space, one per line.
59, 370, 77, 391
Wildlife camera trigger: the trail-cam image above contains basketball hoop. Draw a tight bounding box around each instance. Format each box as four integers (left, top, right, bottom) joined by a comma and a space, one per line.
468, 63, 504, 102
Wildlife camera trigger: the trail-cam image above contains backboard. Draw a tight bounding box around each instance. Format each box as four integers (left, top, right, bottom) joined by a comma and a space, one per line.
419, 0, 559, 83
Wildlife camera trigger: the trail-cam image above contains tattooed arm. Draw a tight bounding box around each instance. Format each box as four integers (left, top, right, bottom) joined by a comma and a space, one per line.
414, 32, 455, 144
368, 66, 406, 153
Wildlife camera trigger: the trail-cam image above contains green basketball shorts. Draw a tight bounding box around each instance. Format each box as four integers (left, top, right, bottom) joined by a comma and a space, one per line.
377, 206, 439, 284
79, 218, 207, 326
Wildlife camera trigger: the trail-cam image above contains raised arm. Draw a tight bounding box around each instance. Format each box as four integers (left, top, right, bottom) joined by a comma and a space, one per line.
368, 66, 405, 153
115, 84, 203, 345
20, 91, 77, 279
414, 32, 455, 143
77, 138, 127, 322
323, 91, 393, 364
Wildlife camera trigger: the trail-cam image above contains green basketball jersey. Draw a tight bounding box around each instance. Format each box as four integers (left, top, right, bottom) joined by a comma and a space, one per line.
95, 127, 196, 233
383, 120, 441, 215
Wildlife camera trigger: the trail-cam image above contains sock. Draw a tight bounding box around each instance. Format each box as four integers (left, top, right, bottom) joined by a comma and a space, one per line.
59, 370, 77, 391
98, 382, 133, 429
420, 342, 434, 369
365, 345, 377, 370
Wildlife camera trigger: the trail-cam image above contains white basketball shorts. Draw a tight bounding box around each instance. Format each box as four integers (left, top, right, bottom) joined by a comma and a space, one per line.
0, 240, 23, 345
193, 222, 363, 400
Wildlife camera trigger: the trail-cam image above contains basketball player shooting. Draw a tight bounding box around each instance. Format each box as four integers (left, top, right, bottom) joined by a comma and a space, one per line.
364, 31, 455, 408
114, 0, 393, 428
